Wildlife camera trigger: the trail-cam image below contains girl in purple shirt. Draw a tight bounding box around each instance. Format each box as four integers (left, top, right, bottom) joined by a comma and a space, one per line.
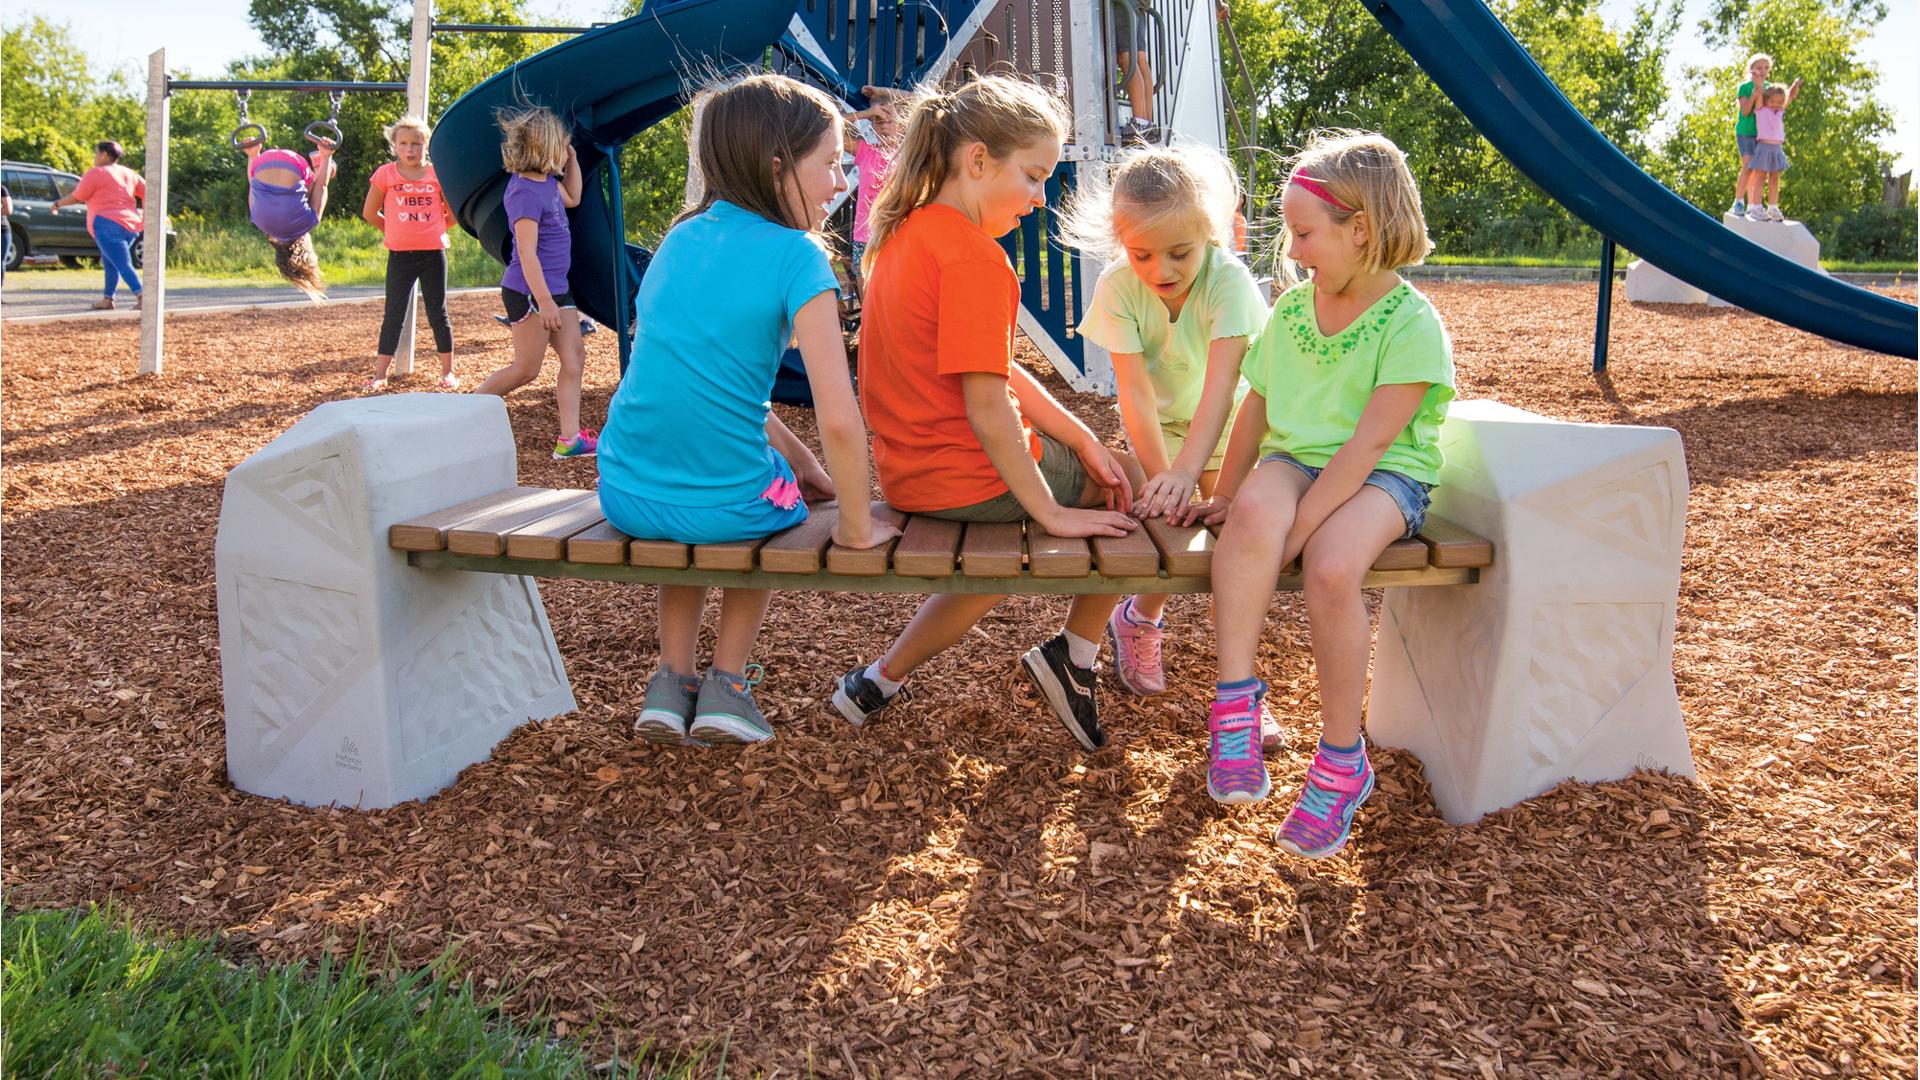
239, 139, 335, 299
471, 106, 595, 459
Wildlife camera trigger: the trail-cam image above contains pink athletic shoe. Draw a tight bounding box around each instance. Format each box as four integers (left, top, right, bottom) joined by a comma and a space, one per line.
1206, 690, 1270, 804
1107, 596, 1166, 695
1274, 748, 1376, 859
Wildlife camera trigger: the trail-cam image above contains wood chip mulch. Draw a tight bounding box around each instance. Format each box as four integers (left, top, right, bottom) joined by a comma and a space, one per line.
3, 282, 1915, 1078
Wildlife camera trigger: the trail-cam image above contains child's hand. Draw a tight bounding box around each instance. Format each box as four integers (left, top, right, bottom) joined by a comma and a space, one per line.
537, 306, 563, 332
1072, 438, 1136, 512
797, 462, 835, 504
833, 516, 899, 550
1040, 505, 1139, 539
1173, 494, 1232, 528
1134, 467, 1197, 519
564, 144, 578, 174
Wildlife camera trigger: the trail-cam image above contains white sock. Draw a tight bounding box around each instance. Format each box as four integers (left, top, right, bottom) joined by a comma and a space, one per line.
864, 660, 903, 696
1062, 629, 1100, 668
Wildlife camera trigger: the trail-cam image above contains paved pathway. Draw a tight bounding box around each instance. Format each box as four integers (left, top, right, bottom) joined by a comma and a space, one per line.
1, 282, 490, 324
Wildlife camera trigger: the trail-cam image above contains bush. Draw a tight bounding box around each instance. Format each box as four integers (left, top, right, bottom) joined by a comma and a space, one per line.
1819, 203, 1919, 263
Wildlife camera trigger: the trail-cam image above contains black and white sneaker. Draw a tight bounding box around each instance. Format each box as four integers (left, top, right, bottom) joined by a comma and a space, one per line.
1020, 634, 1107, 751
831, 665, 905, 728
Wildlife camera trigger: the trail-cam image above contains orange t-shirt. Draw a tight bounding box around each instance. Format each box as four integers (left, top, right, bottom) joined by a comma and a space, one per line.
369, 162, 449, 251
858, 204, 1040, 512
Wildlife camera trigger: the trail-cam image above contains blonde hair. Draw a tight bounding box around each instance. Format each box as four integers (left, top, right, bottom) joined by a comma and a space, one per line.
496, 105, 570, 175
1762, 84, 1787, 103
1057, 145, 1240, 263
271, 234, 326, 300
1281, 129, 1432, 280
384, 115, 431, 152
862, 73, 1069, 274
1745, 52, 1773, 71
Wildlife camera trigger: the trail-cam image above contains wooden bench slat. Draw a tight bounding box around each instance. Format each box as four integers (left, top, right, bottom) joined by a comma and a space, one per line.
1143, 517, 1213, 577
694, 536, 766, 572
629, 537, 692, 569
1026, 524, 1091, 578
827, 503, 906, 576
759, 506, 839, 574
388, 486, 547, 551
1091, 527, 1162, 577
504, 496, 607, 561
893, 515, 964, 577
960, 522, 1025, 578
1373, 537, 1431, 572
566, 520, 632, 564
446, 489, 595, 557
1419, 517, 1494, 568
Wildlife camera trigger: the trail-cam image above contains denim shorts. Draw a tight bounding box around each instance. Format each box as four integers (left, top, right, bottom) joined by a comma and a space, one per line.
1737, 133, 1759, 158
599, 453, 808, 545
924, 434, 1090, 523
1262, 453, 1433, 539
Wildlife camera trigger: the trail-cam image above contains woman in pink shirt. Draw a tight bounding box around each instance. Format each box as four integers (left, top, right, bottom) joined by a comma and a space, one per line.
51, 140, 146, 310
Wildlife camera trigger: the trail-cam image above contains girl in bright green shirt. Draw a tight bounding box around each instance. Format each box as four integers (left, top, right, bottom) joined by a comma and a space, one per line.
1180, 131, 1455, 859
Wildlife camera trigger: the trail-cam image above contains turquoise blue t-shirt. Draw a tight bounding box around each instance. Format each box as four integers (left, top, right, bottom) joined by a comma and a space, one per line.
597, 200, 839, 506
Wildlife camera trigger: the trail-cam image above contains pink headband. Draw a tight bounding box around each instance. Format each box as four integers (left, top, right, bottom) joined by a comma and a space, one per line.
1289, 170, 1354, 213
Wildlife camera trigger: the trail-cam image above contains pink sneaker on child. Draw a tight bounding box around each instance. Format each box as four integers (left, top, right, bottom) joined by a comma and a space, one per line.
553, 426, 599, 460
1107, 595, 1166, 695
1206, 689, 1271, 804
1274, 745, 1376, 859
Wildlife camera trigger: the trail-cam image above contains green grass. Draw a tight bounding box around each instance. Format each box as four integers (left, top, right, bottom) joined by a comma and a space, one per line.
0, 904, 706, 1079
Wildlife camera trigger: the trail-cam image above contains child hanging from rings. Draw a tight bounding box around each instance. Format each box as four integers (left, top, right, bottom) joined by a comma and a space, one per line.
471, 105, 597, 459
238, 119, 337, 299
361, 115, 456, 389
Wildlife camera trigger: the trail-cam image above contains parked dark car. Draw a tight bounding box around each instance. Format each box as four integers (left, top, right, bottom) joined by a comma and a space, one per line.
3, 159, 172, 272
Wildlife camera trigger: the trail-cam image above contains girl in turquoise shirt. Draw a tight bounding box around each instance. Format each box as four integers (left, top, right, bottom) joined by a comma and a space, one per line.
596, 74, 896, 748
1184, 131, 1455, 858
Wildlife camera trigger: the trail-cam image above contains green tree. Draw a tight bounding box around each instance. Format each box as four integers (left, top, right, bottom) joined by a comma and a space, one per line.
1653, 0, 1892, 219
0, 17, 142, 173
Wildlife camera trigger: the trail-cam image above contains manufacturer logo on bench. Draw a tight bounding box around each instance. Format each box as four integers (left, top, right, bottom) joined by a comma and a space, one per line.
335, 735, 364, 772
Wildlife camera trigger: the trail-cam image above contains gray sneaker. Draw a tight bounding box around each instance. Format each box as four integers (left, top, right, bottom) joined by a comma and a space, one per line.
636, 670, 702, 745
689, 665, 774, 744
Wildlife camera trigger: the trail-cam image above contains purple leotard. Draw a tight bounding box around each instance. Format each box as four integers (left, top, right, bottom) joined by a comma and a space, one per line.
249, 149, 319, 243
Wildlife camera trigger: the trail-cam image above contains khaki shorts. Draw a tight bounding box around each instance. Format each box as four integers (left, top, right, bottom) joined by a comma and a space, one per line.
923, 434, 1089, 523
1122, 407, 1237, 474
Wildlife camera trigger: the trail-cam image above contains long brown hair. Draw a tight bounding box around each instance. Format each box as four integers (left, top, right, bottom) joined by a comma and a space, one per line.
678, 73, 840, 234
272, 234, 326, 300
861, 73, 1068, 274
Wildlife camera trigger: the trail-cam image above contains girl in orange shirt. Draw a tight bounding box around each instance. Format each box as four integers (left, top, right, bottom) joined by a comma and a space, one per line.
361, 116, 456, 389
832, 75, 1142, 753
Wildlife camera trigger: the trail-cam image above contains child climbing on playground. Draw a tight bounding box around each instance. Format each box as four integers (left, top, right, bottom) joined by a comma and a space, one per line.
362, 115, 456, 389
1058, 145, 1273, 733
1186, 130, 1453, 858
1746, 80, 1801, 222
472, 105, 596, 458
236, 109, 337, 300
845, 84, 907, 281
832, 74, 1143, 751
598, 73, 895, 746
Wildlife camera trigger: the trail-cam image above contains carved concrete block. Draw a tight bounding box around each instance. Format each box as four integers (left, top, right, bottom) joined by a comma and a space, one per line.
1625, 213, 1828, 306
1367, 399, 1694, 823
216, 393, 575, 808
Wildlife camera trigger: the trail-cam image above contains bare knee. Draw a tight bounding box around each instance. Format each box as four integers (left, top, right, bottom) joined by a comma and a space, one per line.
1302, 551, 1368, 601
1225, 485, 1294, 542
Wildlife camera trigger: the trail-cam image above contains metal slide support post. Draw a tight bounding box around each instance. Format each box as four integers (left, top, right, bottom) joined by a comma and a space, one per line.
1593, 236, 1616, 373
140, 49, 169, 377
396, 0, 433, 378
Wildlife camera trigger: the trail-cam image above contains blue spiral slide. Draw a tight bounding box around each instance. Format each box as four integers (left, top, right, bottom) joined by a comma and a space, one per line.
1362, 0, 1915, 358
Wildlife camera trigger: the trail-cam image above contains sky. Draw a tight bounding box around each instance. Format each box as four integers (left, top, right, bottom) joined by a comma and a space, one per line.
17, 0, 1915, 172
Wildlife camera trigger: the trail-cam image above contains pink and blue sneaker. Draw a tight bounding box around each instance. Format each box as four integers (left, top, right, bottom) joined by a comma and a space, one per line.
1206, 681, 1271, 804
1274, 741, 1376, 859
553, 426, 599, 460
1107, 595, 1166, 695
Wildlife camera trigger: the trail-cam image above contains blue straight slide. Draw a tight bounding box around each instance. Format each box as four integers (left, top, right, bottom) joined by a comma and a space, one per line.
430, 0, 794, 362
1363, 0, 1916, 358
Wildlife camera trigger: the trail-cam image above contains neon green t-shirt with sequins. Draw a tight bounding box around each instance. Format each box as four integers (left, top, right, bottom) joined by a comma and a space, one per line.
1240, 280, 1456, 485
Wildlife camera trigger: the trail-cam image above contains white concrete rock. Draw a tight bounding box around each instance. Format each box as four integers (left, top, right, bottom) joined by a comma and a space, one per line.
216, 393, 575, 809
1624, 213, 1828, 306
1367, 400, 1694, 824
